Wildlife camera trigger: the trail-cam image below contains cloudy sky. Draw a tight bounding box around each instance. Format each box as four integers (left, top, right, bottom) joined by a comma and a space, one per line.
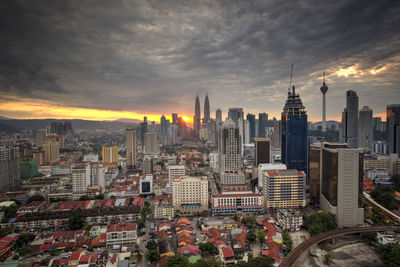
0, 0, 399, 122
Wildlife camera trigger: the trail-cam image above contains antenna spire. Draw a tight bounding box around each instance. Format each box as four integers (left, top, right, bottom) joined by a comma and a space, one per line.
289, 64, 294, 93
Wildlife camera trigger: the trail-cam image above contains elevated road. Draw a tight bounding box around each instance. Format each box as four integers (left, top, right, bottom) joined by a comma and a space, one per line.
363, 192, 400, 224
279, 226, 400, 267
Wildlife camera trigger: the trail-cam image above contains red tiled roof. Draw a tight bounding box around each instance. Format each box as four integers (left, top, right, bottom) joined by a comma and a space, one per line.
221, 247, 234, 258
107, 223, 137, 232
79, 254, 91, 263
179, 244, 200, 255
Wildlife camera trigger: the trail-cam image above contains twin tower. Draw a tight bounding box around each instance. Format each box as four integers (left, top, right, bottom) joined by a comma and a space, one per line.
194, 93, 210, 137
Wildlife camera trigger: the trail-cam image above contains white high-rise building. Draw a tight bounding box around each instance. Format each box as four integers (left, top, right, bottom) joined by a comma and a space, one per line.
126, 127, 136, 170
72, 162, 91, 199
172, 176, 208, 214
258, 163, 287, 188
168, 164, 185, 186
144, 131, 159, 155
90, 163, 106, 189
218, 118, 245, 185
359, 106, 373, 150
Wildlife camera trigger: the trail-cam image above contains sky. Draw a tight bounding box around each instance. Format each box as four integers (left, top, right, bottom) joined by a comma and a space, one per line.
0, 0, 399, 123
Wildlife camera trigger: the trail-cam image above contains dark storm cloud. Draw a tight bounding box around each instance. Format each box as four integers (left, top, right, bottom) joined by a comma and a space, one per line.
0, 0, 399, 119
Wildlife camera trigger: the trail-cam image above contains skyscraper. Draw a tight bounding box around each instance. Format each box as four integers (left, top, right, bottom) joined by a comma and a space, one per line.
258, 113, 268, 137
144, 131, 159, 155
246, 113, 256, 143
102, 145, 118, 164
0, 146, 20, 193
320, 72, 328, 132
216, 109, 222, 124
218, 118, 245, 185
255, 138, 270, 166
387, 104, 400, 156
343, 90, 359, 148
204, 93, 210, 124
126, 127, 136, 171
281, 86, 308, 173
35, 129, 46, 148
272, 120, 281, 147
319, 143, 364, 228
160, 115, 170, 138
228, 108, 244, 125
194, 94, 201, 137
359, 106, 373, 150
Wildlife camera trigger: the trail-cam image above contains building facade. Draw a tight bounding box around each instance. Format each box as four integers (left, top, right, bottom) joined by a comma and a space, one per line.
42, 141, 60, 164
172, 176, 208, 214
359, 106, 373, 150
106, 223, 137, 248
0, 146, 20, 193
263, 169, 306, 209
126, 127, 136, 171
211, 191, 263, 215
144, 131, 159, 155
72, 163, 91, 199
386, 104, 400, 156
320, 143, 364, 228
342, 90, 359, 148
255, 138, 270, 167
102, 146, 118, 164
281, 86, 308, 173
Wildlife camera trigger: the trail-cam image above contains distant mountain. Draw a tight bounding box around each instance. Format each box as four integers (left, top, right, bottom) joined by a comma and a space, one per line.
0, 118, 139, 131
0, 121, 21, 134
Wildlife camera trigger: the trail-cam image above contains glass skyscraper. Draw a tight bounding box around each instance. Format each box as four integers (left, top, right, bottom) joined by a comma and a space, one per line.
281, 86, 308, 173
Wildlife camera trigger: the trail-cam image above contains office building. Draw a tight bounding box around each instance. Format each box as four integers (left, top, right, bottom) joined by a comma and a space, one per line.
204, 93, 210, 124
32, 150, 46, 166
142, 155, 153, 174
359, 106, 373, 150
126, 127, 136, 171
102, 146, 118, 164
342, 90, 359, 148
263, 169, 306, 209
35, 129, 46, 148
172, 176, 208, 214
144, 131, 159, 155
281, 86, 308, 173
258, 113, 268, 137
246, 114, 256, 142
272, 120, 281, 147
228, 108, 244, 125
207, 119, 217, 146
211, 191, 264, 215
257, 163, 287, 188
308, 143, 321, 204
0, 146, 20, 193
42, 141, 60, 164
216, 109, 222, 124
50, 122, 64, 135
72, 162, 91, 199
194, 94, 201, 137
320, 72, 329, 132
386, 104, 400, 156
219, 118, 245, 185
140, 174, 153, 195
255, 138, 270, 166
44, 134, 64, 149
160, 115, 170, 138
168, 164, 185, 187
90, 163, 106, 189
320, 143, 364, 228
20, 158, 38, 179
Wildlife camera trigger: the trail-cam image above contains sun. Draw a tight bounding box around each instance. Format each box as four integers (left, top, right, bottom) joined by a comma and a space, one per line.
182, 116, 190, 122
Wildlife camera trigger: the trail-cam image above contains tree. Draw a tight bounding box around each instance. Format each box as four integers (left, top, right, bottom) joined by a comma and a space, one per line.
166, 255, 188, 267
146, 249, 160, 263
27, 194, 44, 203
94, 194, 104, 200
16, 233, 35, 247
235, 257, 274, 267
324, 253, 333, 265
86, 224, 93, 231
192, 258, 222, 267
247, 231, 256, 243
241, 217, 258, 229
1, 204, 21, 222
234, 214, 240, 222
361, 232, 377, 243
305, 212, 337, 236
67, 211, 84, 230
145, 240, 157, 251
199, 242, 214, 255
257, 230, 265, 244
0, 227, 13, 238
375, 243, 400, 267
137, 218, 145, 230
17, 246, 31, 257
144, 201, 150, 207
283, 232, 293, 255
79, 195, 90, 201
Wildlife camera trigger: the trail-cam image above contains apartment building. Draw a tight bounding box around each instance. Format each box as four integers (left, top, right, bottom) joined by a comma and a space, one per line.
172, 176, 208, 215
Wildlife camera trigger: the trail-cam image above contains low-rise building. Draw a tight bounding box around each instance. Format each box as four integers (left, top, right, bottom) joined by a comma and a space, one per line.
154, 206, 174, 220
276, 209, 303, 231
106, 222, 137, 248
218, 247, 235, 265
211, 191, 263, 215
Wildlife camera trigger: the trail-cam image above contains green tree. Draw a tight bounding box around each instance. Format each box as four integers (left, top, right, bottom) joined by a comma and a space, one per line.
79, 195, 90, 201
324, 253, 333, 265
145, 240, 157, 251
361, 232, 377, 243
241, 217, 258, 229
27, 194, 44, 203
234, 214, 240, 222
85, 224, 93, 231
191, 258, 222, 267
247, 231, 257, 243
144, 201, 150, 207
146, 249, 160, 263
166, 255, 188, 267
67, 211, 84, 230
17, 246, 31, 257
16, 233, 35, 247
257, 230, 265, 244
94, 194, 104, 200
137, 218, 145, 230
0, 227, 13, 238
199, 242, 215, 255
1, 204, 21, 222
283, 231, 293, 255
235, 257, 274, 267
305, 212, 337, 236
375, 243, 400, 267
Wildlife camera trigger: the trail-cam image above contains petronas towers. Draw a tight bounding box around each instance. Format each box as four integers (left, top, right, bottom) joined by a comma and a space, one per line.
194, 93, 210, 137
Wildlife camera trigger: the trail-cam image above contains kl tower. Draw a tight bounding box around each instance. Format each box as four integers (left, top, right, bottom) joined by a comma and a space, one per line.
320, 72, 328, 132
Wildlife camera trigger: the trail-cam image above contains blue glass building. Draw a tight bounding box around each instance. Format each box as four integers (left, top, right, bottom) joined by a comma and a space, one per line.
281, 86, 308, 173
246, 113, 256, 143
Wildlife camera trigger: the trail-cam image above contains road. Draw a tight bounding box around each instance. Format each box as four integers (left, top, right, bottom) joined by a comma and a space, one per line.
279, 225, 400, 267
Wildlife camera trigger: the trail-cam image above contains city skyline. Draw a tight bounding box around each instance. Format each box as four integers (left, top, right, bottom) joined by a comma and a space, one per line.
1, 1, 399, 122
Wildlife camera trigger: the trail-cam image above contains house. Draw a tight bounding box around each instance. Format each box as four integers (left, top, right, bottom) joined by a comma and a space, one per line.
219, 247, 235, 265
